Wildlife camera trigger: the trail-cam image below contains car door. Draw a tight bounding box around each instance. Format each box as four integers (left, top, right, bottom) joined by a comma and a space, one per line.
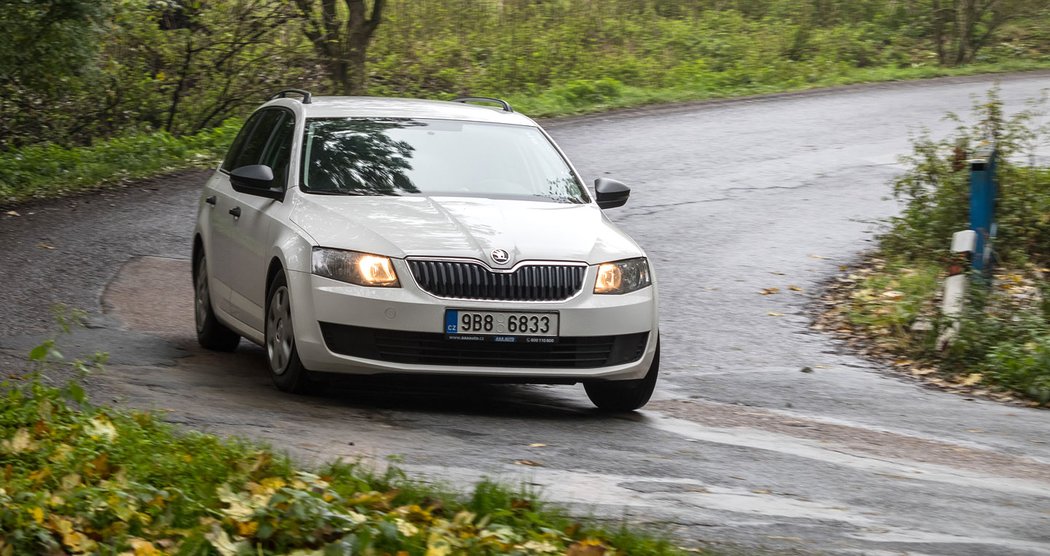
225, 111, 296, 332
209, 108, 286, 329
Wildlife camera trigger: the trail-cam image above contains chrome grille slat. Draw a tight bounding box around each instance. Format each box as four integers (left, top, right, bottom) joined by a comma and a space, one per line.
408, 260, 585, 301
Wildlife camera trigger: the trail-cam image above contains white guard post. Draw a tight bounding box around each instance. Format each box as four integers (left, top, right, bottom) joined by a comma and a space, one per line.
937, 230, 977, 349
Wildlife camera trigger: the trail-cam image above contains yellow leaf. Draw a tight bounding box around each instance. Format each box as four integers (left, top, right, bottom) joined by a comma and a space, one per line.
513, 459, 543, 467
767, 312, 784, 317
29, 507, 44, 524
426, 537, 452, 556
528, 443, 546, 448
86, 416, 118, 441
2, 429, 37, 454
760, 287, 780, 295
788, 285, 803, 292
50, 444, 73, 463
61, 473, 81, 491
204, 522, 244, 556
881, 290, 905, 301
260, 477, 286, 492
130, 539, 160, 556
235, 520, 258, 537
959, 373, 983, 387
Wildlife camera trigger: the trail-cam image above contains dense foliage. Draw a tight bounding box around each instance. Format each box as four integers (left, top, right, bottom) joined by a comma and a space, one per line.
2, 0, 1048, 153
842, 89, 1050, 403
0, 346, 688, 555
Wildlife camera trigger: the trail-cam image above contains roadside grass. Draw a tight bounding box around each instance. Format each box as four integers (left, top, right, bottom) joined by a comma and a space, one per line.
0, 345, 695, 556
820, 89, 1050, 405
0, 120, 241, 207
3, 61, 1050, 208
504, 60, 1050, 118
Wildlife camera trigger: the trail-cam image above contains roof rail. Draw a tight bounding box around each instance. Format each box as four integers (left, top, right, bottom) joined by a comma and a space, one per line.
270, 88, 312, 105
451, 96, 513, 113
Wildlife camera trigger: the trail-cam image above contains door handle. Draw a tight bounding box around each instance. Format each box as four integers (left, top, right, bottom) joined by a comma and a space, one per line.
229, 207, 241, 218
205, 195, 216, 206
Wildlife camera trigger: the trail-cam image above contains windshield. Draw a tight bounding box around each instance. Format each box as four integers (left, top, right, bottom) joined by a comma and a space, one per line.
299, 118, 588, 203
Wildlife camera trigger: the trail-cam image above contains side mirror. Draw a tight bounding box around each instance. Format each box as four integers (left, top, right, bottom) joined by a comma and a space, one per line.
594, 177, 630, 209
230, 165, 284, 201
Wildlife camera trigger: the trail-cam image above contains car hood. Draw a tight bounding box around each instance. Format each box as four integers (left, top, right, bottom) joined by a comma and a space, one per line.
288, 193, 643, 266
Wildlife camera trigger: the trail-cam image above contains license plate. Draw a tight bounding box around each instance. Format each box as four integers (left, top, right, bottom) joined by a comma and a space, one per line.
444, 310, 559, 343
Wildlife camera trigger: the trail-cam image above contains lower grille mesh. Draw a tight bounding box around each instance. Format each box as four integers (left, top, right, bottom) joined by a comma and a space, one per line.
320, 323, 649, 369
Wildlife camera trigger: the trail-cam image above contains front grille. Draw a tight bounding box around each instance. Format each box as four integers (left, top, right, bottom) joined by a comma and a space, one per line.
320, 323, 648, 369
408, 260, 585, 302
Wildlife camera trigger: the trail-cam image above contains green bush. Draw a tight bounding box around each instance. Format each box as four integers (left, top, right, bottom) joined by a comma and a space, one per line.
847, 88, 1050, 403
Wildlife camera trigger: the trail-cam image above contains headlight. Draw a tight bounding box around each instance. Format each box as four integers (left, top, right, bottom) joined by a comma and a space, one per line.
312, 248, 400, 287
594, 257, 651, 294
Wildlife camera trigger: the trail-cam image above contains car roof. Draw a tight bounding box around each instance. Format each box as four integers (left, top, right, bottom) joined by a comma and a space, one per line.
262, 96, 538, 126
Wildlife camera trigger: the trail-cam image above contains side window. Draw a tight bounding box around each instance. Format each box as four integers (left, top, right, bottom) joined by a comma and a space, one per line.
223, 110, 283, 171
220, 116, 259, 172
260, 113, 295, 187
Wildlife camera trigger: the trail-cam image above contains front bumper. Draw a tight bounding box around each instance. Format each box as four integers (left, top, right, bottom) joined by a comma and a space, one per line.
287, 261, 659, 381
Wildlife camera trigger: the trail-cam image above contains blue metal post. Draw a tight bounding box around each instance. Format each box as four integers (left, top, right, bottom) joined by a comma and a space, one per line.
969, 144, 997, 272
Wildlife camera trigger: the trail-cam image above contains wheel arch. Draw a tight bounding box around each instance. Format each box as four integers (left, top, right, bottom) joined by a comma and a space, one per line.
192, 234, 205, 279
266, 256, 285, 292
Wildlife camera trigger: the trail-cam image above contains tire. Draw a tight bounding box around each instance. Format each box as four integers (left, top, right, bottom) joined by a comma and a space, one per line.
194, 254, 240, 352
265, 272, 313, 393
584, 337, 659, 411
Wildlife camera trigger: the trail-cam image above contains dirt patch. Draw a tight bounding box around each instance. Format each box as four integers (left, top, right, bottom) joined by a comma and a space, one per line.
103, 256, 194, 341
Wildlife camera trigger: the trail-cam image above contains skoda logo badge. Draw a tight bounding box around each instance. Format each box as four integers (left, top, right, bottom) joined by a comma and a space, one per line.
490, 249, 510, 264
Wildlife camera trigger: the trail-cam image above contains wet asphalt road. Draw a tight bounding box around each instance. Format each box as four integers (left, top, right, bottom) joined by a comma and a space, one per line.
3, 73, 1050, 554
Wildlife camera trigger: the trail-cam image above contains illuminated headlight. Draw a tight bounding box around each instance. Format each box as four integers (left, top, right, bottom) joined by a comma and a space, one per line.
312, 248, 400, 287
594, 257, 651, 295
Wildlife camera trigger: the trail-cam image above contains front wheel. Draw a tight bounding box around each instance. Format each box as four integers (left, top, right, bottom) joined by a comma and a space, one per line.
584, 337, 659, 411
266, 273, 313, 393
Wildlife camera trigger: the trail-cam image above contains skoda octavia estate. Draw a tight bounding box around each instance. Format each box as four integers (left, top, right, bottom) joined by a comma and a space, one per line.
193, 90, 660, 410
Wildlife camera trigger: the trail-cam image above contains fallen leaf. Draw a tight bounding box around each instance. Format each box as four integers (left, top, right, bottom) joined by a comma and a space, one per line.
37, 243, 55, 250
760, 287, 780, 295
881, 290, 905, 301
4, 211, 19, 217
566, 542, 606, 556
513, 459, 543, 467
767, 312, 784, 317
958, 373, 983, 387
800, 367, 814, 373
788, 285, 803, 292
528, 443, 546, 448
2, 429, 37, 454
750, 488, 771, 494
809, 254, 828, 259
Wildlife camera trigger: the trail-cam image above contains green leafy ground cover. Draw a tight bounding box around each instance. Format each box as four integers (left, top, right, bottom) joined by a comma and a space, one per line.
0, 344, 692, 556
818, 89, 1050, 404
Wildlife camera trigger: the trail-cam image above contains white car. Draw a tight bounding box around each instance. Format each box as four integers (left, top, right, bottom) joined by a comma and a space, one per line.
193, 90, 659, 410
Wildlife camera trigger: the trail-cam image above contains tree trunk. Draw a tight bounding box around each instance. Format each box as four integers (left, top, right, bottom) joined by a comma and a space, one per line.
931, 0, 948, 65
293, 0, 384, 96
